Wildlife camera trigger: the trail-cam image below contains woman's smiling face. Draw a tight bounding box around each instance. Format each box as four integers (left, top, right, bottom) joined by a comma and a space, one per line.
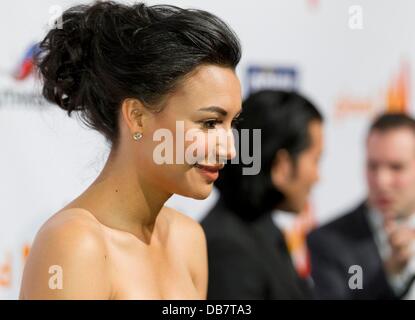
136, 64, 242, 200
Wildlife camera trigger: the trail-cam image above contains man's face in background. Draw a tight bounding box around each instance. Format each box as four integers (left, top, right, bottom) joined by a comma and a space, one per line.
273, 120, 323, 214
366, 127, 415, 218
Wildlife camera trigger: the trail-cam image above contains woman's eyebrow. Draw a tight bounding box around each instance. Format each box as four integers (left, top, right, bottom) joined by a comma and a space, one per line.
197, 106, 227, 116
197, 106, 242, 117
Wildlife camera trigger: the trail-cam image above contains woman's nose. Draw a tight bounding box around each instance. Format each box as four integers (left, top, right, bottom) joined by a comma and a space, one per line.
217, 128, 236, 162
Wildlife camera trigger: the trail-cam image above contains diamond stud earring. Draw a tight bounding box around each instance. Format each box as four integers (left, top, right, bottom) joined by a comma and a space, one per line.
132, 132, 143, 141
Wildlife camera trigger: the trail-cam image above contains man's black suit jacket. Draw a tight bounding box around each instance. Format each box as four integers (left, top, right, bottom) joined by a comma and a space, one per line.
307, 201, 398, 299
201, 198, 313, 299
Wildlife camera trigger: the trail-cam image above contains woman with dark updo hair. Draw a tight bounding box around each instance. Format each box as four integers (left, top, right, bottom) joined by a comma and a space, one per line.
19, 1, 242, 299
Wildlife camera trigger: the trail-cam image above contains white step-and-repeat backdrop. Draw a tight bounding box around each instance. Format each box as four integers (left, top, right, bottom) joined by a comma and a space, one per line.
1, 0, 414, 299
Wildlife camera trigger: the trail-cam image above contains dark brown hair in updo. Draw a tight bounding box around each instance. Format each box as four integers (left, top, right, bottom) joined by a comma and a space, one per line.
36, 1, 241, 146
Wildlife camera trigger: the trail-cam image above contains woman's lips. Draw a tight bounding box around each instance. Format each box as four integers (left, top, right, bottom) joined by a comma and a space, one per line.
194, 163, 224, 182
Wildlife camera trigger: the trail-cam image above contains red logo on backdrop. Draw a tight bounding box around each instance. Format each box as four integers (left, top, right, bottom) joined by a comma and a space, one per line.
13, 43, 40, 81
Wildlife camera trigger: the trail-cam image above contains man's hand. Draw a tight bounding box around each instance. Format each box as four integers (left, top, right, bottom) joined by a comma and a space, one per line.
384, 216, 415, 275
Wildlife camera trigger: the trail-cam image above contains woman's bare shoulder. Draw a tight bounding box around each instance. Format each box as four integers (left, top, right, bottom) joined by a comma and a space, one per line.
32, 208, 108, 255
40, 207, 104, 238
20, 208, 111, 299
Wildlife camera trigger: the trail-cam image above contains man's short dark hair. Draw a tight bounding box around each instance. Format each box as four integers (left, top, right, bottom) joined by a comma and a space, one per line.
369, 113, 415, 136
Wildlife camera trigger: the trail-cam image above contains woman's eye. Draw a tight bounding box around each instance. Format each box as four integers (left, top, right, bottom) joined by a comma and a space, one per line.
201, 119, 221, 129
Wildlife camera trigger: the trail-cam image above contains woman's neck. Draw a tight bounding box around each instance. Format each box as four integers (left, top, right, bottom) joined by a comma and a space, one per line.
73, 148, 172, 242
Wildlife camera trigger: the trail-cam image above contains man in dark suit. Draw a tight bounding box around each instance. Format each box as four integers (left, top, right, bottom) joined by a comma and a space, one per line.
202, 197, 314, 299
202, 90, 324, 299
308, 113, 415, 299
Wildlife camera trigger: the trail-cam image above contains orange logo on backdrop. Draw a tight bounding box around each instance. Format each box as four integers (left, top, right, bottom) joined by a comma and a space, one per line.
334, 60, 410, 119
386, 61, 410, 113
22, 244, 31, 263
0, 252, 12, 287
0, 244, 31, 289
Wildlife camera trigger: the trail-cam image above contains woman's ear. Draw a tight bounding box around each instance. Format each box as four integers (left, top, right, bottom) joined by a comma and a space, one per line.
271, 149, 293, 190
120, 98, 147, 135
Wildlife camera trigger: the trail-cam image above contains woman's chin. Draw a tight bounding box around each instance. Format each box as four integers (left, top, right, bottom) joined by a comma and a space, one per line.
179, 183, 213, 200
